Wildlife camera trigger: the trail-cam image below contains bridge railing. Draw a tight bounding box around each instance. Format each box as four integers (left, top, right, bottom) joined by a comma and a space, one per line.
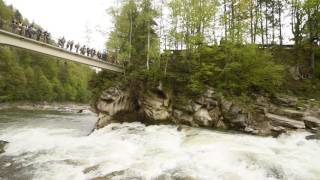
0, 19, 121, 66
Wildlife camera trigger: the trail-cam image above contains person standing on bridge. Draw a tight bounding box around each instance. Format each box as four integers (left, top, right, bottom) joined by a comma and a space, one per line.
20, 23, 26, 36
69, 40, 74, 52
97, 51, 101, 59
66, 40, 70, 50
26, 24, 34, 38
75, 43, 80, 53
43, 31, 50, 43
80, 45, 86, 55
18, 22, 23, 35
58, 38, 63, 47
58, 37, 66, 48
91, 48, 96, 58
11, 19, 18, 33
36, 29, 42, 41
86, 47, 91, 57
61, 37, 66, 48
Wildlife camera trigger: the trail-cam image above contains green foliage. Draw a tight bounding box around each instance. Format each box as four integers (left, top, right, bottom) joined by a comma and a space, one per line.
0, 1, 94, 103
165, 44, 284, 98
107, 0, 159, 67
168, 0, 219, 49
0, 47, 94, 103
210, 44, 284, 94
0, 0, 13, 20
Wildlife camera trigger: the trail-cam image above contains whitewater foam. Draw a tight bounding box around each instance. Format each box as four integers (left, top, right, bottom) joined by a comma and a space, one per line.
0, 113, 320, 180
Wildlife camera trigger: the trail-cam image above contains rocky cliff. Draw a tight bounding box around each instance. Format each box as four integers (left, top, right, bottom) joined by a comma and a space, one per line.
92, 87, 320, 137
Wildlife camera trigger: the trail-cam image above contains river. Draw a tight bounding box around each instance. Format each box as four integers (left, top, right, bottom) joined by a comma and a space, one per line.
0, 110, 319, 180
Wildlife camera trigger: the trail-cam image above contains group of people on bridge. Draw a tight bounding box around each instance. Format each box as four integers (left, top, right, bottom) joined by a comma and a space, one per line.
0, 17, 118, 65
10, 19, 51, 43
57, 37, 110, 62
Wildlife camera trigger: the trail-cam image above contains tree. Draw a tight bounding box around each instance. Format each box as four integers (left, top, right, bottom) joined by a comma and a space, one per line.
107, 0, 139, 63
107, 0, 159, 69
168, 0, 219, 50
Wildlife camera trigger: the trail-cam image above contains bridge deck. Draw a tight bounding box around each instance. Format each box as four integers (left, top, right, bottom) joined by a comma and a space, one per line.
0, 30, 123, 73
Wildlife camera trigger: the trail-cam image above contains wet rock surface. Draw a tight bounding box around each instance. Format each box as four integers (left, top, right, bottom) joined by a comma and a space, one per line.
305, 132, 320, 140
93, 87, 320, 137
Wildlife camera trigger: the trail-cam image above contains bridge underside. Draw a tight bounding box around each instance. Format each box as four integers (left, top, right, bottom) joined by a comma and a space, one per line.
0, 30, 123, 73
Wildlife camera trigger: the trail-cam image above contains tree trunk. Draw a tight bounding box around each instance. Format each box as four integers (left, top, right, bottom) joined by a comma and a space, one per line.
231, 0, 235, 42
129, 10, 133, 62
250, 0, 254, 43
278, 0, 283, 45
272, 1, 275, 43
260, 2, 264, 45
224, 0, 228, 40
147, 20, 150, 70
265, 1, 268, 45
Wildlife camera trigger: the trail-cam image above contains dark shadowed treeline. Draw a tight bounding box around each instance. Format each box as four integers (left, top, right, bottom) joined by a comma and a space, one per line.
0, 1, 94, 103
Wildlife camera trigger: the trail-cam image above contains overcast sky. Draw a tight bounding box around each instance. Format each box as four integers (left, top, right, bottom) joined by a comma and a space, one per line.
4, 0, 117, 50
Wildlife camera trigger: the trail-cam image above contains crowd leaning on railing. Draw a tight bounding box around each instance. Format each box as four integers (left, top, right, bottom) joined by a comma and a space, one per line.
0, 17, 118, 65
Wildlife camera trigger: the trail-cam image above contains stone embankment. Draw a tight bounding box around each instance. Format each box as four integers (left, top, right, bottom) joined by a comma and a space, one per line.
92, 87, 320, 137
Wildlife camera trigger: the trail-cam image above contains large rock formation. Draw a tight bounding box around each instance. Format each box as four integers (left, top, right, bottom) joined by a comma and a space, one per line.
92, 87, 320, 137
93, 87, 172, 129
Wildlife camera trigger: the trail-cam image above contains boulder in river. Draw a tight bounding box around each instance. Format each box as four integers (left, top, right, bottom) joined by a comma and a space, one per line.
305, 132, 320, 140
303, 116, 320, 129
266, 113, 305, 129
0, 140, 8, 154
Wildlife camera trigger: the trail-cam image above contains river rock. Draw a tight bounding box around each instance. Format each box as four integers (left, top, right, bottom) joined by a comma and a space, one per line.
139, 90, 171, 123
91, 170, 126, 180
95, 114, 113, 129
96, 95, 135, 116
194, 108, 213, 127
216, 119, 228, 129
156, 174, 197, 180
221, 98, 233, 113
93, 85, 318, 137
208, 107, 221, 125
0, 140, 8, 154
282, 109, 304, 119
271, 126, 287, 138
272, 95, 298, 108
305, 132, 320, 140
173, 110, 194, 125
100, 87, 122, 101
229, 114, 248, 128
191, 102, 202, 112
244, 127, 260, 135
303, 116, 320, 129
266, 113, 305, 129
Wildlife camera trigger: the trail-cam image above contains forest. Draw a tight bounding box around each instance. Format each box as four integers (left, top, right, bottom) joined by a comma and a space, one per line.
90, 0, 320, 103
0, 0, 94, 103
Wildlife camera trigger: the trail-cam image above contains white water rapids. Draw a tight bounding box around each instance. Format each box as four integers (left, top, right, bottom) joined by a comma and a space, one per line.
0, 110, 320, 180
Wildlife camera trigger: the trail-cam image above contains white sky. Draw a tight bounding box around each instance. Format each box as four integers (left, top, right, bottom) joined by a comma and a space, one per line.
4, 0, 117, 50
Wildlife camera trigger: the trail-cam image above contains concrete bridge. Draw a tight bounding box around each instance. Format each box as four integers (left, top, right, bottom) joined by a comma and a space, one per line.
0, 29, 123, 73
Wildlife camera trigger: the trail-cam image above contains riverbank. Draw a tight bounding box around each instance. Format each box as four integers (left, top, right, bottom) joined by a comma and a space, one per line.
92, 86, 320, 137
0, 102, 92, 113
